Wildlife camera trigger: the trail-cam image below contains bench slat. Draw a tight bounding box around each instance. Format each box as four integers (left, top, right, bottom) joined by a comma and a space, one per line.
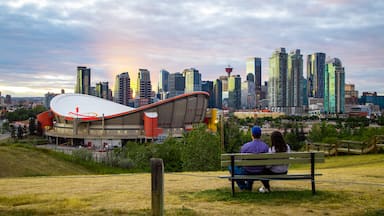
221, 158, 325, 167
219, 174, 322, 180
221, 152, 324, 160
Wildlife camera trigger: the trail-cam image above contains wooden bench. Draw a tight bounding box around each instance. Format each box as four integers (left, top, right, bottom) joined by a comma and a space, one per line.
220, 152, 325, 196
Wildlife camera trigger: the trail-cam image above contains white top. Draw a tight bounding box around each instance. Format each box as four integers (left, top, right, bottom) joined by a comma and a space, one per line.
50, 93, 135, 119
268, 144, 291, 173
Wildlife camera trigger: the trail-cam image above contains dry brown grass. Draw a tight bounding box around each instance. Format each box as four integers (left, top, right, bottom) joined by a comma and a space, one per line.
0, 155, 383, 215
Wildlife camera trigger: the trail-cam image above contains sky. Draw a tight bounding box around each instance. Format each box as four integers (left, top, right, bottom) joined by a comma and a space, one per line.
0, 0, 383, 97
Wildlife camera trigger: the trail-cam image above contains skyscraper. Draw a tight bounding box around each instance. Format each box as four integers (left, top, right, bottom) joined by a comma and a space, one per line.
241, 79, 256, 109
307, 53, 326, 98
75, 66, 91, 95
246, 73, 255, 82
246, 57, 262, 103
219, 76, 228, 92
287, 49, 303, 107
213, 79, 222, 109
228, 75, 241, 110
137, 69, 152, 101
268, 48, 288, 110
345, 84, 358, 105
114, 72, 131, 106
158, 69, 169, 99
95, 82, 110, 100
202, 81, 214, 108
324, 58, 345, 114
168, 72, 185, 98
183, 68, 201, 93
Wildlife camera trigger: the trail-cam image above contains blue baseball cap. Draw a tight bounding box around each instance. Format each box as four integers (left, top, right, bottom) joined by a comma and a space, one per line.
252, 126, 262, 136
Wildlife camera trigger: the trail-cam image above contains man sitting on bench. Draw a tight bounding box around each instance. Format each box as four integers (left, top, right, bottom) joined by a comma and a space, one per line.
229, 126, 269, 191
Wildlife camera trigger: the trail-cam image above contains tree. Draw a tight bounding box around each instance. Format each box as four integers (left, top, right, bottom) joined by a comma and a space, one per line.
181, 124, 221, 171
223, 117, 243, 153
378, 116, 384, 126
36, 121, 43, 136
10, 125, 16, 138
17, 125, 23, 139
153, 137, 182, 172
29, 117, 36, 135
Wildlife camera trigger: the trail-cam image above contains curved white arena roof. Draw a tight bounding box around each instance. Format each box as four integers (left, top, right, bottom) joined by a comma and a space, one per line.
50, 93, 135, 119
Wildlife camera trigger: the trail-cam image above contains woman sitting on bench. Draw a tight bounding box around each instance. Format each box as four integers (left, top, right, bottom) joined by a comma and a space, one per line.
259, 131, 291, 193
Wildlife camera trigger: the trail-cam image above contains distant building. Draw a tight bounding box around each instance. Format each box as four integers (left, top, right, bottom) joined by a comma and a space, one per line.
268, 48, 304, 114
158, 69, 169, 100
95, 82, 110, 100
90, 87, 96, 97
308, 97, 324, 116
219, 75, 228, 92
41, 92, 210, 145
114, 72, 131, 106
302, 78, 308, 106
324, 58, 345, 114
345, 84, 358, 105
213, 79, 222, 109
246, 73, 254, 83
246, 57, 262, 105
261, 81, 268, 101
183, 68, 201, 93
75, 66, 91, 95
5, 95, 11, 105
287, 49, 303, 108
202, 81, 214, 108
228, 75, 241, 110
137, 69, 152, 105
307, 53, 326, 98
359, 92, 384, 110
168, 72, 185, 98
269, 48, 288, 111
241, 79, 256, 109
44, 92, 58, 109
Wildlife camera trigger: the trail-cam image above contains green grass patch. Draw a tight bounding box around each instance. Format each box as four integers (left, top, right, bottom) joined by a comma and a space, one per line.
362, 209, 384, 216
189, 187, 348, 204
0, 142, 132, 177
288, 153, 384, 170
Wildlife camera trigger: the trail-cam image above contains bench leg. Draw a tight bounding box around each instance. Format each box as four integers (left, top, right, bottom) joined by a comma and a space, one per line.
311, 179, 316, 195
231, 180, 235, 196
311, 152, 316, 195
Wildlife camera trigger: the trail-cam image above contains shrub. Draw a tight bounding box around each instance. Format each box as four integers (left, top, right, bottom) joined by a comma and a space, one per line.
181, 125, 221, 171
153, 137, 183, 172
72, 149, 93, 161
118, 158, 135, 169
123, 142, 154, 171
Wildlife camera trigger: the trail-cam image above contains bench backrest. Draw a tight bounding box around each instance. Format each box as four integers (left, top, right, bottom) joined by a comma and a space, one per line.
221, 152, 325, 167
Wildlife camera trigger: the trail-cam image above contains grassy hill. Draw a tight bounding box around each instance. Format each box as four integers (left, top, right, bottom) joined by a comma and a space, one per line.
0, 144, 92, 177
0, 140, 383, 215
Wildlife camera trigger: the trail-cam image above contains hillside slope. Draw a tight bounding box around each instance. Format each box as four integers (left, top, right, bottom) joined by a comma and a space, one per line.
0, 145, 92, 177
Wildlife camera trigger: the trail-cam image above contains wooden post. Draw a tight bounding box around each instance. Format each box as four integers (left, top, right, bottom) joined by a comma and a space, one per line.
310, 152, 315, 195
151, 158, 164, 216
231, 155, 235, 197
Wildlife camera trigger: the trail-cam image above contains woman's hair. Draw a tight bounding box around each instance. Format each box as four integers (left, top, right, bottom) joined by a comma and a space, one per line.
271, 131, 287, 152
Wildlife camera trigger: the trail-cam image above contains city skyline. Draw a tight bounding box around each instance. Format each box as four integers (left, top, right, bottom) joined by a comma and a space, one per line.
0, 0, 383, 97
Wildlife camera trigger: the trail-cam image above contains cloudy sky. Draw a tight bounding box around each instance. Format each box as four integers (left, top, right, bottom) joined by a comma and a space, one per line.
0, 0, 383, 97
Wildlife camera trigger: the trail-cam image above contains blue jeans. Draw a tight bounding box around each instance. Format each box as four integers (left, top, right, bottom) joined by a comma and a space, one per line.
229, 166, 274, 191
228, 166, 254, 190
